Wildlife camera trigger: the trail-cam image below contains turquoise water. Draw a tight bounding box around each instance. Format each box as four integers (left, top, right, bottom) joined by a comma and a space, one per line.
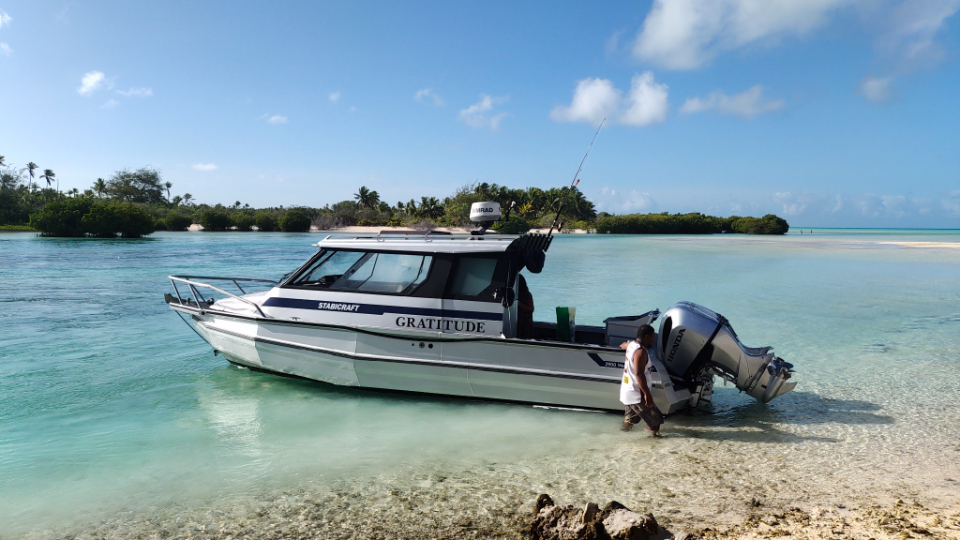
1, 230, 959, 536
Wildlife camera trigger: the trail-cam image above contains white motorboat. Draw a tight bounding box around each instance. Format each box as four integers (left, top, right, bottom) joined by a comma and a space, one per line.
165, 203, 796, 413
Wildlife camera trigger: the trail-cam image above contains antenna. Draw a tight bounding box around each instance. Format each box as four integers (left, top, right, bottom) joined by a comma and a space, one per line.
548, 118, 605, 236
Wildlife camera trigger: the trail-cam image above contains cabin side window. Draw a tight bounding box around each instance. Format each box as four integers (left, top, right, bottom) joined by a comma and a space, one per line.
289, 250, 433, 295
445, 255, 507, 303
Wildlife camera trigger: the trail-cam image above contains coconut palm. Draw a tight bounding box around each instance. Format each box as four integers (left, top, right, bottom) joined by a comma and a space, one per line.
165, 181, 173, 201
26, 162, 38, 190
0, 155, 5, 167
67, 188, 79, 198
183, 193, 193, 205
418, 196, 444, 220
353, 186, 380, 210
171, 195, 183, 206
40, 169, 56, 193
93, 178, 107, 197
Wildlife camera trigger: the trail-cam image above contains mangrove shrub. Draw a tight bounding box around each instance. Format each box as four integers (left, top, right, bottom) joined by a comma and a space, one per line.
232, 212, 255, 231
198, 210, 233, 231
280, 210, 311, 232
164, 212, 193, 231
29, 199, 95, 237
730, 214, 789, 235
254, 211, 278, 232
594, 212, 788, 235
81, 204, 155, 238
29, 199, 156, 237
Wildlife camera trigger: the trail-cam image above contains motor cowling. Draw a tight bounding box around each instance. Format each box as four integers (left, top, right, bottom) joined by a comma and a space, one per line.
656, 301, 795, 404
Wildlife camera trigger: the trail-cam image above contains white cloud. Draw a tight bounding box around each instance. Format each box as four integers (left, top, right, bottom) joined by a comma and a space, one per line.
680, 85, 784, 118
773, 190, 948, 221
0, 10, 11, 28
620, 72, 670, 126
118, 87, 153, 97
943, 190, 960, 216
101, 99, 119, 109
193, 163, 217, 171
551, 72, 669, 127
605, 30, 624, 56
414, 88, 445, 106
877, 0, 960, 69
459, 94, 509, 129
266, 114, 288, 124
550, 78, 621, 126
596, 187, 658, 213
329, 91, 341, 103
78, 71, 113, 96
633, 0, 857, 70
0, 43, 10, 56
860, 76, 895, 103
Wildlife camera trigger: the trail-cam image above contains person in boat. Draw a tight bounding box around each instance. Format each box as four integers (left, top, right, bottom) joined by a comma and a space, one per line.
516, 274, 535, 339
619, 324, 664, 436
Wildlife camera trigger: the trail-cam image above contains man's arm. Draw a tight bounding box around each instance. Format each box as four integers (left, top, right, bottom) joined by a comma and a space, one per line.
633, 348, 654, 408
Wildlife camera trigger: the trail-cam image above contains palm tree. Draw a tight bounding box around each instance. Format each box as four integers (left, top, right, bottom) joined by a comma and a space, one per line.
353, 186, 380, 210
93, 178, 107, 198
40, 169, 56, 193
419, 196, 444, 220
165, 181, 173, 201
183, 193, 193, 205
68, 188, 79, 198
26, 162, 38, 191
171, 195, 183, 206
0, 155, 5, 167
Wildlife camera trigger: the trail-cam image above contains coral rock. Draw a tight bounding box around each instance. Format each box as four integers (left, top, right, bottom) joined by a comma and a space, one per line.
528, 494, 660, 540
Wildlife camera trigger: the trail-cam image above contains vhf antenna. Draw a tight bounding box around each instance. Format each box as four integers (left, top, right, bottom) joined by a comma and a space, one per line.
548, 118, 605, 236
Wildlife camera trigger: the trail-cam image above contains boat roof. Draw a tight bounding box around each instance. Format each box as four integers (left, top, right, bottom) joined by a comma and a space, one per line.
314, 231, 522, 253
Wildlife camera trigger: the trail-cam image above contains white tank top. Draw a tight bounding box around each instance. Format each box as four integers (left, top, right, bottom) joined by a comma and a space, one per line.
620, 341, 645, 405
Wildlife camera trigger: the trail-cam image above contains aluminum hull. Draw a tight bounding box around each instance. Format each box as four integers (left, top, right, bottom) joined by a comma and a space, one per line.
175, 305, 641, 412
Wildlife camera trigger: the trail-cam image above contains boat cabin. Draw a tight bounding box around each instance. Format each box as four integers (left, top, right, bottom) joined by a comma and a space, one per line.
258, 231, 629, 347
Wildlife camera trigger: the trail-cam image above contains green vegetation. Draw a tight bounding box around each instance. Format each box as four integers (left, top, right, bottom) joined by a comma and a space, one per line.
27, 198, 155, 238
164, 211, 192, 231
594, 212, 789, 235
0, 153, 789, 236
279, 210, 311, 232
198, 210, 233, 232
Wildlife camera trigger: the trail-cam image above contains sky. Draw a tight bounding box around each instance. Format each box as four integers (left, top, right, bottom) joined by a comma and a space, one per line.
0, 0, 958, 228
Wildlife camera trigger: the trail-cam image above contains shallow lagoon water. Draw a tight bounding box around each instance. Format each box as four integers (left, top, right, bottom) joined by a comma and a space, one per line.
1, 230, 959, 537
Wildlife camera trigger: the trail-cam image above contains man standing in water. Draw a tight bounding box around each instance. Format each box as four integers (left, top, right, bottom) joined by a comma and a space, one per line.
620, 324, 664, 436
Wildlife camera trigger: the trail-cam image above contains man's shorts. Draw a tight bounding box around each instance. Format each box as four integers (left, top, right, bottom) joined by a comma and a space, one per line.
624, 402, 664, 431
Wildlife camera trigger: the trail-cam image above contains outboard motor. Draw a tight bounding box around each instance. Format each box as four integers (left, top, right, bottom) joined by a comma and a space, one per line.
657, 302, 795, 404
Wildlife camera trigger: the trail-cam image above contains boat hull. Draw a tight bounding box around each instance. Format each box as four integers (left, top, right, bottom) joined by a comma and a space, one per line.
178, 307, 629, 412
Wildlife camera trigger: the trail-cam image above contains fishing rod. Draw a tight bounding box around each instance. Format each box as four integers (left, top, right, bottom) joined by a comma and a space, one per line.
547, 118, 605, 236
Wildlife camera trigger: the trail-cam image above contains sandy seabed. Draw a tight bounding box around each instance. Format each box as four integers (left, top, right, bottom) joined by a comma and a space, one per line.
23, 429, 960, 540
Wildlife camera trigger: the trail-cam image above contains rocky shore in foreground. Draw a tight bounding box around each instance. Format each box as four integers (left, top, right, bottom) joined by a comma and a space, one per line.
24, 486, 959, 540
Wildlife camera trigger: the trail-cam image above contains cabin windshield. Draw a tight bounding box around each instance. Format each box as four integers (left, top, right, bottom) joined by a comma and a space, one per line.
290, 250, 433, 295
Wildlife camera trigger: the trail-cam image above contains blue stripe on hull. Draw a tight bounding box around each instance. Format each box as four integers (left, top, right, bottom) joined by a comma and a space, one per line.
262, 296, 503, 321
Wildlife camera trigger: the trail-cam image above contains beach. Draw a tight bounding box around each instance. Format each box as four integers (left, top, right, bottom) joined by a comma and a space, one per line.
2, 229, 959, 539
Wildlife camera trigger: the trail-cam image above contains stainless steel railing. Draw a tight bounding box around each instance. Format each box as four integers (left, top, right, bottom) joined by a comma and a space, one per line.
168, 275, 278, 318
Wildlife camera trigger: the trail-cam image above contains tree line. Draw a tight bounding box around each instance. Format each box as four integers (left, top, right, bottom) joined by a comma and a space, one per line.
0, 155, 789, 237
